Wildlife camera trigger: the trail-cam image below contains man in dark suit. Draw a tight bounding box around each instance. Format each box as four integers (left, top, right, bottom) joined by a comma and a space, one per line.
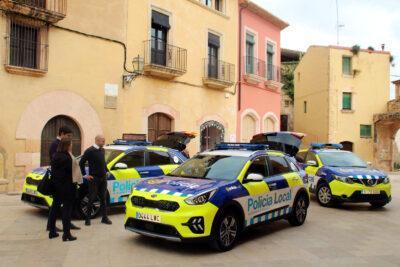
46, 126, 80, 232
79, 135, 112, 226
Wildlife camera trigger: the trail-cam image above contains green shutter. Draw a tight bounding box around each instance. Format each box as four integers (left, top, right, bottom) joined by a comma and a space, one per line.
342, 56, 351, 75
267, 43, 274, 53
360, 125, 372, 138
342, 93, 352, 110
246, 33, 255, 44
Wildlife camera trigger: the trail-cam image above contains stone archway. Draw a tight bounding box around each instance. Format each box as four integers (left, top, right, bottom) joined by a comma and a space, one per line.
15, 91, 102, 172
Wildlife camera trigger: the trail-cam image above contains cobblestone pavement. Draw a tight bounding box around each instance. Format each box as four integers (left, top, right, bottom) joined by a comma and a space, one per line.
1, 174, 399, 267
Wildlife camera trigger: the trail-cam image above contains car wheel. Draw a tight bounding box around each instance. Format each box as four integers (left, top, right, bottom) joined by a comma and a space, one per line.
317, 183, 333, 207
288, 193, 308, 226
211, 212, 239, 252
76, 194, 101, 219
370, 201, 387, 208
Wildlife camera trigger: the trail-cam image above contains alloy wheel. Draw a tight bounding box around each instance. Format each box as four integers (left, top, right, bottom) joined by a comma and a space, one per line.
318, 186, 331, 205
295, 198, 307, 223
80, 195, 101, 218
219, 215, 238, 247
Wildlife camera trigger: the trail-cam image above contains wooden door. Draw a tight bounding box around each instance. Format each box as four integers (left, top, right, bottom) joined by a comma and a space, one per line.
148, 113, 172, 142
40, 115, 81, 166
200, 121, 224, 152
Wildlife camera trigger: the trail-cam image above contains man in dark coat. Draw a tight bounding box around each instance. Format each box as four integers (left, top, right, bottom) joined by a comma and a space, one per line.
79, 135, 112, 226
46, 126, 80, 232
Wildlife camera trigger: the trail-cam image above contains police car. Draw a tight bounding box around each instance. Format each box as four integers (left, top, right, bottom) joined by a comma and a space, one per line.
296, 143, 391, 208
21, 132, 195, 218
124, 132, 309, 251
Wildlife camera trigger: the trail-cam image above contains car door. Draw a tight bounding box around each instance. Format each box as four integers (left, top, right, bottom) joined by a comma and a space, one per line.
266, 155, 295, 211
143, 149, 178, 177
108, 150, 144, 203
303, 151, 320, 191
242, 156, 269, 196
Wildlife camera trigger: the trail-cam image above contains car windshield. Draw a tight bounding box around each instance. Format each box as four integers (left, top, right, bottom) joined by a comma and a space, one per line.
168, 154, 248, 181
318, 151, 367, 168
104, 149, 123, 164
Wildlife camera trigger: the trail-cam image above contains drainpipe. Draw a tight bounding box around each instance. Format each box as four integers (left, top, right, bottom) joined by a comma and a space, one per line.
238, 2, 249, 112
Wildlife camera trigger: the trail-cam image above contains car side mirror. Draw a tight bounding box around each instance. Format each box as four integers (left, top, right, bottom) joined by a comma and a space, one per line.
245, 173, 264, 183
114, 163, 128, 170
306, 160, 318, 167
367, 161, 372, 167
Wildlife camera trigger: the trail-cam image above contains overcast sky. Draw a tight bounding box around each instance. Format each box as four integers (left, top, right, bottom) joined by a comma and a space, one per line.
253, 0, 400, 98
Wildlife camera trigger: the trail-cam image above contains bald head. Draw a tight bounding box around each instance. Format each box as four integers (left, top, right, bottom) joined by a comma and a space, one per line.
95, 135, 105, 148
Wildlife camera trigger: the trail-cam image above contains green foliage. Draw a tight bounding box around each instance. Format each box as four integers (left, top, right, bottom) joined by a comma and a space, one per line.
351, 45, 360, 55
281, 64, 295, 101
367, 46, 375, 51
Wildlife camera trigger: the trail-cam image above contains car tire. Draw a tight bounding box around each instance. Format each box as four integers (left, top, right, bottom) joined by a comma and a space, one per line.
370, 201, 387, 208
316, 182, 333, 207
211, 211, 239, 252
75, 194, 101, 219
288, 193, 308, 226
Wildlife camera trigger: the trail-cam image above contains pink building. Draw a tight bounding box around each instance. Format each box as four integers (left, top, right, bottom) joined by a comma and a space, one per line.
237, 1, 288, 142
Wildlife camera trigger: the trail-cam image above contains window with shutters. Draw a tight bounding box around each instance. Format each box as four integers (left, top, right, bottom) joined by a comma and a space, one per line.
245, 32, 255, 74
342, 92, 352, 110
360, 125, 372, 138
342, 56, 352, 75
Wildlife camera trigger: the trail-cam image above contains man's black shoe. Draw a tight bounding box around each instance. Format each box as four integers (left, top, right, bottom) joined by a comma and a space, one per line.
85, 219, 91, 226
47, 226, 62, 232
101, 217, 112, 225
70, 223, 81, 230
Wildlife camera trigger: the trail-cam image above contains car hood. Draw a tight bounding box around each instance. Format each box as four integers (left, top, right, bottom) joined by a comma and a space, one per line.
134, 176, 231, 197
325, 167, 387, 178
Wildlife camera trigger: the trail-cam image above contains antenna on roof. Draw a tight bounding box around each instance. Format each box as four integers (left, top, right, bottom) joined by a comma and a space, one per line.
336, 0, 345, 45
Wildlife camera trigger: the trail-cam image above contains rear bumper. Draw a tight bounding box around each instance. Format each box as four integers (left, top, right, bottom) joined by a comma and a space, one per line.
21, 193, 50, 209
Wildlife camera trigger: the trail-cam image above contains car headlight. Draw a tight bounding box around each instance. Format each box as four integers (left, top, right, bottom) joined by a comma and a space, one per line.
383, 177, 390, 184
333, 175, 353, 184
184, 189, 216, 205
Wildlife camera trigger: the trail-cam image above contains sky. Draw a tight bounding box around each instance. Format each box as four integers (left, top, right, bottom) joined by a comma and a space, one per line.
253, 0, 400, 98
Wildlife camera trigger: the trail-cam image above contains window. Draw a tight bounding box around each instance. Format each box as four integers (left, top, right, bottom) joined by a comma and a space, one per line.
246, 157, 268, 177
340, 141, 353, 152
295, 151, 307, 163
360, 125, 372, 138
208, 33, 220, 79
266, 42, 275, 80
117, 151, 144, 168
151, 10, 170, 66
202, 0, 212, 8
305, 152, 318, 166
10, 20, 39, 69
215, 0, 222, 11
246, 32, 255, 74
269, 156, 291, 175
304, 101, 307, 113
342, 92, 352, 110
148, 151, 172, 165
342, 56, 352, 75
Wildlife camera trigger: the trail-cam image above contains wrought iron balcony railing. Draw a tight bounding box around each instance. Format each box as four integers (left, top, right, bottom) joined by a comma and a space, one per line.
143, 39, 187, 75
244, 56, 266, 78
0, 0, 67, 23
266, 64, 281, 82
203, 58, 235, 84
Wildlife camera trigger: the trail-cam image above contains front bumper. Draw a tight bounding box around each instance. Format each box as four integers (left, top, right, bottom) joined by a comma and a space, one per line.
21, 180, 52, 208
329, 180, 391, 203
124, 193, 219, 241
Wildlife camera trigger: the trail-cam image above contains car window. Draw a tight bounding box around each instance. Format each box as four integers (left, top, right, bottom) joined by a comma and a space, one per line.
269, 156, 291, 175
148, 151, 172, 166
245, 156, 268, 178
305, 152, 318, 164
117, 151, 144, 168
104, 149, 123, 164
295, 151, 307, 163
287, 157, 300, 172
318, 151, 367, 168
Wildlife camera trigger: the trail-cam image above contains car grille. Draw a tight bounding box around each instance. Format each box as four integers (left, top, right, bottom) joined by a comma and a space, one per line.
349, 191, 389, 202
131, 196, 180, 211
351, 177, 384, 187
26, 177, 41, 186
125, 218, 180, 238
21, 193, 48, 207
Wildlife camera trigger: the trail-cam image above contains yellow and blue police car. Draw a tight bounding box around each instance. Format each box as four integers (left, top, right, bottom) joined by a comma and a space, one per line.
124, 132, 309, 251
296, 143, 391, 208
21, 132, 195, 218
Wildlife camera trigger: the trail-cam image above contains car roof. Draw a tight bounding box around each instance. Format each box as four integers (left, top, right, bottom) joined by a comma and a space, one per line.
105, 145, 132, 151
200, 149, 285, 158
105, 145, 170, 153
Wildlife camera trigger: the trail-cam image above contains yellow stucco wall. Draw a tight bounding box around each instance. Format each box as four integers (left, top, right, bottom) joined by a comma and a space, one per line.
0, 0, 238, 192
294, 45, 390, 162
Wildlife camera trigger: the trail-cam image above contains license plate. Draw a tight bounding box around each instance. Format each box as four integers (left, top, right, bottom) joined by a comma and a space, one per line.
361, 189, 380, 195
26, 188, 38, 196
136, 212, 161, 223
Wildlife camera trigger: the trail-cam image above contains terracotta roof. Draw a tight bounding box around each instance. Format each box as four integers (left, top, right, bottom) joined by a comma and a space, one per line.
240, 0, 289, 30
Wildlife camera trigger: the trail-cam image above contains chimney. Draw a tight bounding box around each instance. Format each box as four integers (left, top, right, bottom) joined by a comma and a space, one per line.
381, 44, 385, 51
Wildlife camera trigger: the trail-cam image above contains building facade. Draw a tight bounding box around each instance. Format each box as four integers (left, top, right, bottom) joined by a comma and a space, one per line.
294, 45, 391, 162
0, 0, 238, 192
237, 0, 288, 142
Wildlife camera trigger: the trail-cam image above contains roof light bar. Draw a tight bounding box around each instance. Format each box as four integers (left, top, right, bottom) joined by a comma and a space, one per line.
311, 143, 343, 150
112, 139, 151, 146
215, 143, 269, 151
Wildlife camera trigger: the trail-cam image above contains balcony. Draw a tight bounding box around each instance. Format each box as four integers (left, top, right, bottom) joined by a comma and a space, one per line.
0, 0, 67, 23
264, 64, 283, 91
143, 39, 187, 79
203, 58, 235, 89
243, 56, 265, 84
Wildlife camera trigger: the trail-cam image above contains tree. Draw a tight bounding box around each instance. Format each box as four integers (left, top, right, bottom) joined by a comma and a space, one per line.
281, 63, 296, 101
